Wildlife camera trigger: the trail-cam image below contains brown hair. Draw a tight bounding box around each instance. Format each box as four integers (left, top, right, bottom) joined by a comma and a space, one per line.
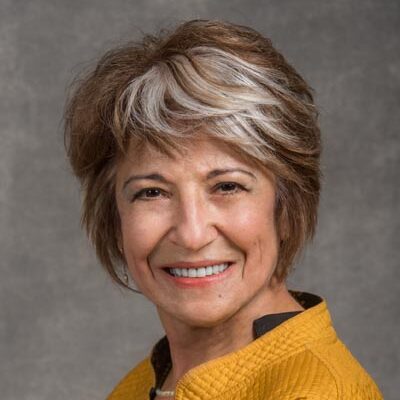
64, 19, 321, 289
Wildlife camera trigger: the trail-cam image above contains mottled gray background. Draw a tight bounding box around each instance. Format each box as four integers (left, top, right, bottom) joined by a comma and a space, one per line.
1, 0, 399, 399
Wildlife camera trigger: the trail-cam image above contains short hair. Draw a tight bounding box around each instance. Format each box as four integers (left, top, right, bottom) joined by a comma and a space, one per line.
64, 19, 321, 289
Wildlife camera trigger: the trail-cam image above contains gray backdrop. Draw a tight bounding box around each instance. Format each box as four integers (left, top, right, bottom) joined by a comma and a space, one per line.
1, 1, 399, 399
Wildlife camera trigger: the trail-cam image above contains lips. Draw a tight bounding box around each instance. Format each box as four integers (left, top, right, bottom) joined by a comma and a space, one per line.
168, 262, 230, 277
161, 261, 235, 287
160, 260, 234, 269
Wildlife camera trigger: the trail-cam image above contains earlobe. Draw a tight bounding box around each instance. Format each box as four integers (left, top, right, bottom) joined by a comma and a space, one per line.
118, 242, 123, 254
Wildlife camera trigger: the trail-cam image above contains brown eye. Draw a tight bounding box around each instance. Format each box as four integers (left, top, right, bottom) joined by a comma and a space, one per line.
215, 182, 246, 195
132, 187, 165, 201
145, 188, 161, 197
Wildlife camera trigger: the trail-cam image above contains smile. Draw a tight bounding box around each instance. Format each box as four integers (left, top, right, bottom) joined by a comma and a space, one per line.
167, 263, 231, 278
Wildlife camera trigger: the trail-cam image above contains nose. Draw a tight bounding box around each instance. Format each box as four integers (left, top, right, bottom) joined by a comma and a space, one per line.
168, 189, 218, 251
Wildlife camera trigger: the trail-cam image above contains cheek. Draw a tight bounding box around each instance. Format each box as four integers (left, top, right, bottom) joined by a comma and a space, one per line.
227, 197, 278, 277
227, 198, 277, 243
120, 211, 164, 264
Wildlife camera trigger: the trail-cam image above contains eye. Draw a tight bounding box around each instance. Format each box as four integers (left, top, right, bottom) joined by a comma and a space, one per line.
214, 182, 247, 195
132, 187, 167, 201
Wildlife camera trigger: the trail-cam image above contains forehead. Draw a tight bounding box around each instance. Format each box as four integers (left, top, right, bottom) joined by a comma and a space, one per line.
118, 134, 257, 172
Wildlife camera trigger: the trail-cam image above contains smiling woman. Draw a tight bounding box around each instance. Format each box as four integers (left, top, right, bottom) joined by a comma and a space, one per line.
64, 19, 382, 400
115, 135, 286, 330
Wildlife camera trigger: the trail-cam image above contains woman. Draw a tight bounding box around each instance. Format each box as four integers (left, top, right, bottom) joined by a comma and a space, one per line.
64, 19, 382, 400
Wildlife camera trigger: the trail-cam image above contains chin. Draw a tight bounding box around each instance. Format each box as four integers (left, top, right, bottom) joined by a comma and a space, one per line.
163, 301, 242, 329
177, 314, 231, 329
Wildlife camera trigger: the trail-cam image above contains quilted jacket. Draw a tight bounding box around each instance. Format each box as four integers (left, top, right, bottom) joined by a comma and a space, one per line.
107, 293, 383, 399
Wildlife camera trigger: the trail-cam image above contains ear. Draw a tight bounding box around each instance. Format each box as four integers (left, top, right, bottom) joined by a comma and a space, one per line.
277, 205, 290, 242
112, 198, 124, 255
116, 232, 124, 255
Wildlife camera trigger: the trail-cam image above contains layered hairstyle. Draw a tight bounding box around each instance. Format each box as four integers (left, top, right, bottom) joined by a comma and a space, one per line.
64, 19, 321, 289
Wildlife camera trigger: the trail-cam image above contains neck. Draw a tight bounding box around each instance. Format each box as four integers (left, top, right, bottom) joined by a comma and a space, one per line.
157, 282, 303, 391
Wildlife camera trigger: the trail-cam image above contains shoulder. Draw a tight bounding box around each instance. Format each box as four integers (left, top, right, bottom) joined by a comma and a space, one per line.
272, 292, 383, 399
268, 343, 383, 400
290, 337, 383, 400
106, 357, 154, 400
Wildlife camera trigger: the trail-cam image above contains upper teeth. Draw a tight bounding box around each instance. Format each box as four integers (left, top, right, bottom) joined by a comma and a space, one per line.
169, 263, 230, 278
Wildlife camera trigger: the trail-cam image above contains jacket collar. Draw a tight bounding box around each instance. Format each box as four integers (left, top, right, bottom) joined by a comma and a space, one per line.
150, 291, 324, 393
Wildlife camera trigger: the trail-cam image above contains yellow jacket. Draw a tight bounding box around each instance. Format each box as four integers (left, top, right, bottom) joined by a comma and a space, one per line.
107, 293, 383, 399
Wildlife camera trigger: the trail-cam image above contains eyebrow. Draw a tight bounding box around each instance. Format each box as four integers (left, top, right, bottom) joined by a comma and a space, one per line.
206, 168, 257, 180
122, 168, 257, 191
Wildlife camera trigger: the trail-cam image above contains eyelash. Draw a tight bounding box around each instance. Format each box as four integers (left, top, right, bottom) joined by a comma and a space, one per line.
131, 182, 248, 202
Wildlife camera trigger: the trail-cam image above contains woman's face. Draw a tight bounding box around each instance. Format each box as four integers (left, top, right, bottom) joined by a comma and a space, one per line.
115, 135, 280, 327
